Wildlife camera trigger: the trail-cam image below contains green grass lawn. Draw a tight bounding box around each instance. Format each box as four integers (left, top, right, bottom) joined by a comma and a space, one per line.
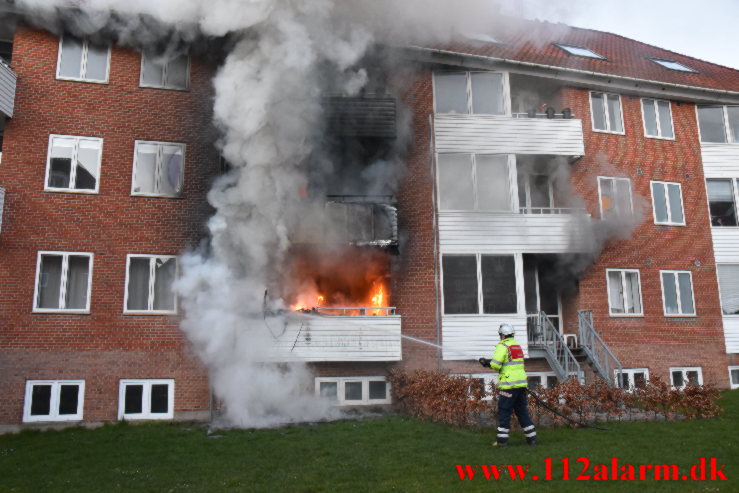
1, 391, 738, 493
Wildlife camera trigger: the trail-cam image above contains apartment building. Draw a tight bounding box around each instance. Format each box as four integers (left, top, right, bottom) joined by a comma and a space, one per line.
1, 15, 738, 426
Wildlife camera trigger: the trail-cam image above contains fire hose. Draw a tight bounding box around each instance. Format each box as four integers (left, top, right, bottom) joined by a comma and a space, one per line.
525, 388, 609, 431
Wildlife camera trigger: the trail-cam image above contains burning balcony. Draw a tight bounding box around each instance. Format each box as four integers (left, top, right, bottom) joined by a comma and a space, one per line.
324, 95, 397, 138
325, 195, 397, 247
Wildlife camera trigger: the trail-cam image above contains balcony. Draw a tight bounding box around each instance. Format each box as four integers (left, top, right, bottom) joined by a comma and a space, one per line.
434, 114, 584, 156
324, 96, 396, 138
0, 59, 16, 118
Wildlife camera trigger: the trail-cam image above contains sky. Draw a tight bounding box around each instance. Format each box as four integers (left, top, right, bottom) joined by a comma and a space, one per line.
504, 0, 739, 71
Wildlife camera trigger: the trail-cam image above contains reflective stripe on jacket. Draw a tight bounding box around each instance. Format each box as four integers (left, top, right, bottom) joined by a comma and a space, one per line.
488, 337, 527, 389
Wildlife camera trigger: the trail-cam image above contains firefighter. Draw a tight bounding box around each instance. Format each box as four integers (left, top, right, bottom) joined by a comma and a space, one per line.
479, 323, 537, 447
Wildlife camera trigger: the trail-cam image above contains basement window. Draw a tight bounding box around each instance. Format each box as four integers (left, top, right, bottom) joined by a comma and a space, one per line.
598, 176, 633, 219
527, 372, 557, 389
131, 141, 185, 197
315, 377, 390, 405
615, 368, 649, 390
706, 179, 738, 226
650, 181, 685, 225
590, 91, 624, 134
697, 105, 739, 143
437, 153, 512, 211
641, 99, 674, 139
433, 71, 507, 115
555, 43, 605, 60
34, 252, 93, 313
660, 270, 696, 316
23, 380, 84, 422
670, 367, 702, 389
56, 37, 110, 83
140, 52, 189, 90
650, 58, 696, 73
118, 379, 174, 420
45, 135, 102, 193
442, 254, 517, 315
717, 265, 739, 315
729, 367, 739, 389
124, 255, 177, 314
606, 269, 642, 316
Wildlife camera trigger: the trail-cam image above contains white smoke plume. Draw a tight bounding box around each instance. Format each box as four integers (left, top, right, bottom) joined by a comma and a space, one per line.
9, 0, 513, 427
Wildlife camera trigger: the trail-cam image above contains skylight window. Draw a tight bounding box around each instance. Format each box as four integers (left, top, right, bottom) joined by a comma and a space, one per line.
650, 58, 696, 73
556, 44, 605, 59
464, 33, 502, 45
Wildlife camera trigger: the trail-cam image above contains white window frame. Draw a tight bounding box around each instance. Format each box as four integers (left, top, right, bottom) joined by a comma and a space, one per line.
131, 141, 186, 198
56, 37, 111, 83
432, 71, 511, 116
314, 377, 391, 405
440, 253, 523, 316
605, 268, 644, 317
670, 367, 703, 389
640, 98, 675, 140
614, 368, 649, 391
660, 270, 697, 317
123, 254, 178, 315
435, 153, 515, 212
555, 43, 605, 59
139, 52, 191, 90
705, 178, 739, 228
589, 91, 625, 135
118, 379, 174, 420
44, 134, 103, 194
526, 372, 557, 390
729, 366, 739, 389
33, 251, 94, 313
597, 176, 633, 219
23, 380, 85, 422
650, 181, 685, 226
696, 105, 739, 144
716, 263, 739, 316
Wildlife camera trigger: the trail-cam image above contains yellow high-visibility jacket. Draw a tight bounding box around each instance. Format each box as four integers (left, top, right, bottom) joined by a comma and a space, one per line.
488, 337, 528, 389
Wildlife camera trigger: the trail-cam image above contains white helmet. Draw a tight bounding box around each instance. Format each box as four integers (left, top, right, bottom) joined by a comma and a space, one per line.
498, 323, 515, 338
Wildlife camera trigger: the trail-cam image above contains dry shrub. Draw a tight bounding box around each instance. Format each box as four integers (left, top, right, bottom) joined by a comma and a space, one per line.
388, 370, 722, 429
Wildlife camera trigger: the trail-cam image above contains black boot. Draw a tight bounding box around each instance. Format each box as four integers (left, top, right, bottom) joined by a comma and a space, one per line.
526, 436, 537, 447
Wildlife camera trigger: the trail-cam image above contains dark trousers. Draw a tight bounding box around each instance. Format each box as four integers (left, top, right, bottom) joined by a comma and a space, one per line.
497, 387, 536, 444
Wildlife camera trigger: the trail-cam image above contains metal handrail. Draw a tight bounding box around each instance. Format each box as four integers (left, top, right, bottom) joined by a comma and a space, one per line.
308, 306, 397, 316
527, 312, 581, 383
578, 310, 623, 386
518, 206, 587, 215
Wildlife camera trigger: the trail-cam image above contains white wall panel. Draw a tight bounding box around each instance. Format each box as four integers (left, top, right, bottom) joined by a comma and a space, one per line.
701, 144, 739, 177
442, 315, 528, 360
711, 228, 739, 263
723, 317, 739, 354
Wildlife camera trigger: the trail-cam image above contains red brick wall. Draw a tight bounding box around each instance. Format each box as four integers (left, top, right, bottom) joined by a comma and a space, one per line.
0, 27, 217, 424
562, 87, 730, 388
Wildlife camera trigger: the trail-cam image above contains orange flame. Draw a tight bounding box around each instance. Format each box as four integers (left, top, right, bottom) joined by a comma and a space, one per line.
370, 282, 385, 316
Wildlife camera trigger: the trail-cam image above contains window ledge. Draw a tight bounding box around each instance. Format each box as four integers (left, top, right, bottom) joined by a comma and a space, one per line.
123, 311, 178, 316
654, 222, 687, 227
592, 129, 626, 136
645, 135, 676, 141
44, 188, 99, 195
663, 314, 698, 318
55, 76, 109, 85
139, 84, 190, 92
608, 313, 644, 318
32, 309, 91, 315
130, 193, 183, 199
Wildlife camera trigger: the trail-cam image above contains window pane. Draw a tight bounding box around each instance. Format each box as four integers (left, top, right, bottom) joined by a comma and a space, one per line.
150, 384, 169, 413
481, 255, 517, 314
686, 371, 699, 385
84, 44, 108, 81
159, 145, 183, 196
142, 55, 165, 86
58, 37, 83, 79
470, 72, 504, 115
698, 106, 727, 143
319, 382, 337, 400
74, 139, 101, 190
678, 273, 694, 315
642, 99, 658, 136
667, 184, 683, 224
616, 372, 629, 389
591, 93, 606, 130
30, 385, 52, 416
369, 381, 387, 400
652, 182, 668, 222
657, 101, 673, 138
133, 144, 158, 194
48, 137, 75, 189
546, 376, 558, 389
706, 179, 737, 226
38, 255, 63, 309
672, 371, 684, 388
662, 273, 679, 314
476, 155, 510, 211
615, 179, 632, 215
717, 265, 739, 315
625, 271, 641, 314
600, 178, 614, 217
58, 385, 79, 415
65, 255, 90, 310
728, 106, 739, 143
153, 258, 176, 311
607, 271, 624, 313
437, 154, 474, 210
127, 258, 151, 310
434, 73, 468, 114
344, 382, 362, 401
442, 255, 479, 314
731, 369, 739, 385
166, 55, 188, 89
607, 94, 623, 132
527, 376, 541, 389
634, 372, 646, 388
529, 175, 551, 209
124, 385, 144, 414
